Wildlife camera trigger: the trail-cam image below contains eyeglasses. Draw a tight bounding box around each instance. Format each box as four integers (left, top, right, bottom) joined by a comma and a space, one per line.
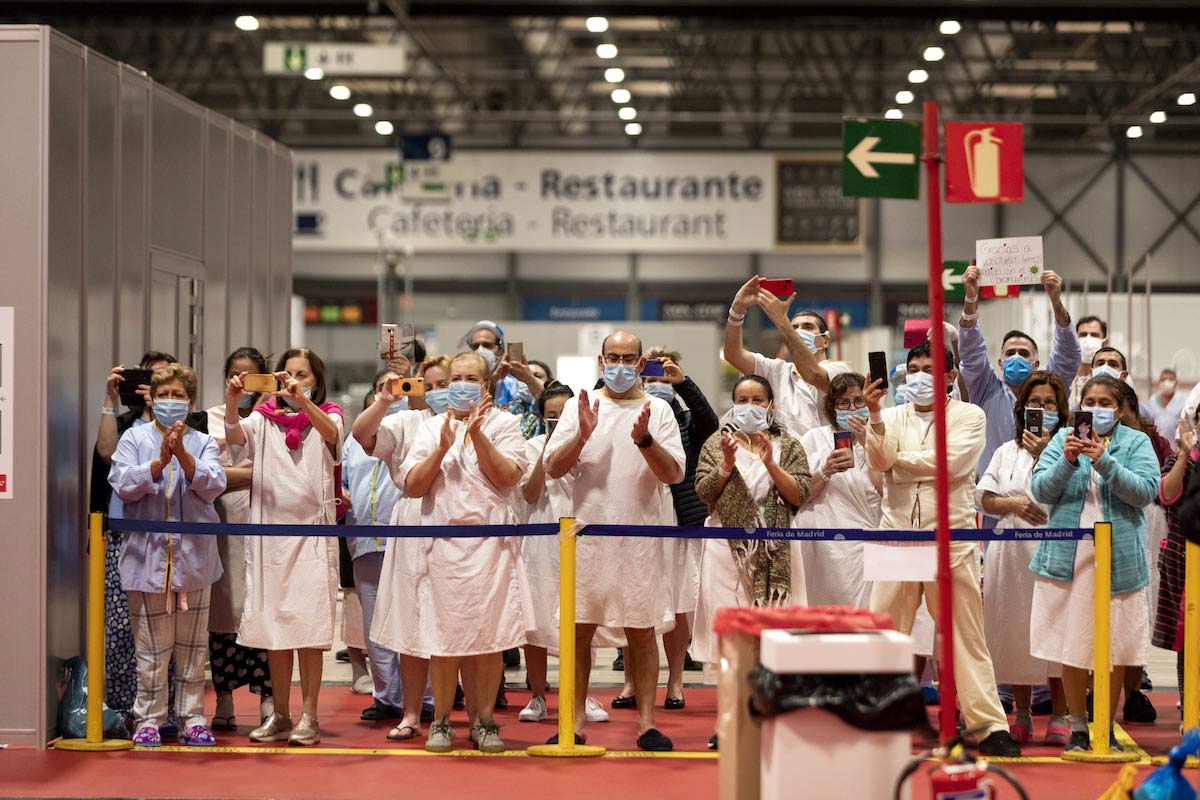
1025, 400, 1059, 412
834, 398, 868, 411
602, 354, 640, 366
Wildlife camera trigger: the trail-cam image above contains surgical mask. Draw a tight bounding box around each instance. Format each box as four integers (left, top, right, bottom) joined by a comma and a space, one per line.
1079, 336, 1104, 363
904, 372, 935, 405
448, 381, 481, 411
731, 403, 770, 435
1082, 405, 1118, 435
425, 388, 450, 415
835, 408, 870, 430
376, 394, 408, 415
796, 328, 823, 354
282, 387, 311, 411
1092, 365, 1122, 381
603, 364, 638, 394
1161, 379, 1177, 394
153, 399, 189, 428
475, 345, 498, 369
517, 382, 535, 406
894, 385, 909, 405
1002, 355, 1033, 387
1041, 410, 1061, 432
238, 393, 256, 410
645, 381, 675, 402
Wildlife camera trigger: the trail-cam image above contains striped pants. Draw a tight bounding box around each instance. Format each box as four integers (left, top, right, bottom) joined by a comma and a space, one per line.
127, 587, 211, 730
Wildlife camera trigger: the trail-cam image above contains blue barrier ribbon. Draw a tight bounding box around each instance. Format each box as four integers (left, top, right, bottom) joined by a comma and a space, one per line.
106, 518, 1092, 542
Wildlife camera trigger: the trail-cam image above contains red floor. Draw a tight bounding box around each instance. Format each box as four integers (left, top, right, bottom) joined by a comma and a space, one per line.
0, 686, 1190, 799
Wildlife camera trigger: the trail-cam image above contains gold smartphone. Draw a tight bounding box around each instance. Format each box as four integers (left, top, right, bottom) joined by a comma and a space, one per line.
390, 376, 425, 397
242, 374, 278, 394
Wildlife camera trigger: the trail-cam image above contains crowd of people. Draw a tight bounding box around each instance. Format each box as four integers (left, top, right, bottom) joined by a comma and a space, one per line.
93, 275, 1200, 757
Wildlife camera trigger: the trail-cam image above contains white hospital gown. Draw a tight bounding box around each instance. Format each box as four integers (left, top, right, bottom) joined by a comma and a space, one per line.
753, 354, 852, 438
377, 410, 531, 658
206, 404, 253, 633
520, 433, 573, 652
975, 441, 1057, 684
545, 393, 683, 631
234, 411, 343, 651
795, 425, 881, 608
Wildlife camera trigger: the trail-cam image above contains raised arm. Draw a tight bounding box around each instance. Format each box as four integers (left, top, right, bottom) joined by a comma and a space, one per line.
545, 391, 598, 480
758, 289, 830, 390
96, 365, 126, 463
957, 265, 1002, 405
864, 378, 899, 472
1041, 270, 1081, 384
352, 379, 395, 454
723, 275, 762, 375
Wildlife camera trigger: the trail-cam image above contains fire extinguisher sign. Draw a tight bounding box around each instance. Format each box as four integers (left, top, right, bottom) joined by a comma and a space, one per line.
944, 122, 1024, 204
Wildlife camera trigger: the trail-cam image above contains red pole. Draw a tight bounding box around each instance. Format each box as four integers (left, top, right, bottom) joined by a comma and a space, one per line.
922, 100, 957, 746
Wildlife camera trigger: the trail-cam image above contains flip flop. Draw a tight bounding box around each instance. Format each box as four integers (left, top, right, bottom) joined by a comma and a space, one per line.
387, 724, 420, 741
211, 714, 237, 732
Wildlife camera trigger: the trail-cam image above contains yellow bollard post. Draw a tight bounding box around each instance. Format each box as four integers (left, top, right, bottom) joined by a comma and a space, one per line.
1062, 522, 1137, 763
55, 513, 134, 751
528, 518, 605, 758
1181, 541, 1200, 769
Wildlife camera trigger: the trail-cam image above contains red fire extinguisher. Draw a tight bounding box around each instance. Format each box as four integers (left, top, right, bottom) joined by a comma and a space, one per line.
894, 729, 1028, 800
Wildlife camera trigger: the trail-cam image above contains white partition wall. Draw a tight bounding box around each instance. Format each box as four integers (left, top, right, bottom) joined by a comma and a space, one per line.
0, 25, 292, 747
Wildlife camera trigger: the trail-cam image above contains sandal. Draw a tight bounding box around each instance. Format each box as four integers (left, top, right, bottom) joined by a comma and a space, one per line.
179, 725, 217, 746
132, 725, 161, 747
211, 714, 237, 732
387, 724, 420, 741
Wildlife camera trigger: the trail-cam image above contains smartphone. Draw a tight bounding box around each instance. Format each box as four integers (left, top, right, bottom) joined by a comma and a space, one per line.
389, 376, 426, 397
117, 368, 154, 405
379, 323, 416, 361
1024, 408, 1044, 437
1073, 410, 1093, 441
641, 359, 665, 378
507, 342, 524, 363
868, 351, 888, 386
242, 374, 279, 394
760, 278, 794, 298
833, 430, 855, 466
902, 319, 932, 348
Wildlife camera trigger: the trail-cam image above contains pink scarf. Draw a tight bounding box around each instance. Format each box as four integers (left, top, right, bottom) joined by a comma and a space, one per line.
254, 397, 343, 451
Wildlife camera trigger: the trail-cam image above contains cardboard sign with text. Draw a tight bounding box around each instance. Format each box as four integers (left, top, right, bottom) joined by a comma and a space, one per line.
975, 236, 1044, 285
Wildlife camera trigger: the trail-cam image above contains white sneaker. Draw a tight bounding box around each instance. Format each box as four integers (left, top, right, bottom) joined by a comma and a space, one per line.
585, 696, 609, 723
518, 696, 548, 722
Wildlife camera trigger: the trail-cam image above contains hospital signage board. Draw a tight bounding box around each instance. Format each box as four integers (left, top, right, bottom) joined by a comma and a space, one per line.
292, 150, 855, 253
841, 118, 920, 199
944, 122, 1024, 204
263, 42, 407, 76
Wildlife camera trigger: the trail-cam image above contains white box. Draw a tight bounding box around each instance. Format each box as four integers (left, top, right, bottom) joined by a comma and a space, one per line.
759, 629, 914, 800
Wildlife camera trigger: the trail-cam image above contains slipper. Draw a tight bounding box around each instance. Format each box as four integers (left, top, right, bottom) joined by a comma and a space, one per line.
179, 725, 217, 747
636, 728, 673, 752
211, 714, 237, 732
387, 724, 420, 741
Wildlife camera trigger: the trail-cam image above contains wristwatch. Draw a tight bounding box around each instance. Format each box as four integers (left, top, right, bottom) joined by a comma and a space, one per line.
635, 433, 654, 449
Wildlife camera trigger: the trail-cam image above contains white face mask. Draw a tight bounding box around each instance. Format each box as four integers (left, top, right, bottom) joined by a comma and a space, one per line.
731, 403, 770, 435
1092, 364, 1122, 381
474, 344, 498, 369
904, 372, 935, 405
1079, 336, 1104, 363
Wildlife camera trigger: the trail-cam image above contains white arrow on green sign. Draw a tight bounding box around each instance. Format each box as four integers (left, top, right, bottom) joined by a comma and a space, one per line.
842, 118, 921, 199
942, 260, 969, 300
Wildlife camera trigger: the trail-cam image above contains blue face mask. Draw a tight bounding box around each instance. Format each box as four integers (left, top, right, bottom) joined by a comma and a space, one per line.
894, 385, 909, 405
448, 381, 482, 412
517, 382, 535, 406
425, 388, 450, 415
377, 394, 408, 415
1082, 405, 1118, 435
645, 381, 675, 402
796, 328, 823, 354
835, 407, 870, 430
731, 403, 770, 435
1041, 410, 1061, 432
282, 387, 312, 411
153, 399, 189, 427
1002, 355, 1034, 387
603, 364, 638, 394
238, 393, 256, 409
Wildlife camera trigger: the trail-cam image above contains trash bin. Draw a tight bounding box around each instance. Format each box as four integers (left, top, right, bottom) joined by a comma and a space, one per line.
757, 628, 917, 800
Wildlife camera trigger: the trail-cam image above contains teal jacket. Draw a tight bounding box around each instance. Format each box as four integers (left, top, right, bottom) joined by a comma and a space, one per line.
1029, 423, 1159, 595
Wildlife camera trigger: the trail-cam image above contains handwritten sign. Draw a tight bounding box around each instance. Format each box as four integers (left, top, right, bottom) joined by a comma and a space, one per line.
975, 235, 1044, 286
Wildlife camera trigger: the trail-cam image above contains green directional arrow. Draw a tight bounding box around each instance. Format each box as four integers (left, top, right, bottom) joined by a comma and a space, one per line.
942, 260, 969, 300
284, 44, 306, 73
842, 118, 921, 199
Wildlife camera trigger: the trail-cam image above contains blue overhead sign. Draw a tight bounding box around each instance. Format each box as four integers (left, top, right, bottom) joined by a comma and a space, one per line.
524, 297, 660, 322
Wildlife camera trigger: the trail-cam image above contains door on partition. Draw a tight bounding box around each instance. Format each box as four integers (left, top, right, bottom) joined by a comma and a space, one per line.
149, 268, 204, 368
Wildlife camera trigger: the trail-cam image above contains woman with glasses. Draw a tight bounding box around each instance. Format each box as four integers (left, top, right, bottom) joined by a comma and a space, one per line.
977, 371, 1070, 746
794, 372, 882, 607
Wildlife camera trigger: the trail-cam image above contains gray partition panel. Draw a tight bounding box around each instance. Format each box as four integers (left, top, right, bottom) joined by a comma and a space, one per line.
85, 53, 119, 443
149, 90, 204, 260
271, 147, 293, 355
228, 131, 253, 353
203, 119, 230, 405
118, 69, 149, 360
251, 138, 271, 347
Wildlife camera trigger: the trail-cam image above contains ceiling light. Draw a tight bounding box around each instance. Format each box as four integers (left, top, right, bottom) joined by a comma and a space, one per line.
329, 84, 351, 100
586, 16, 609, 33
923, 46, 945, 62
596, 43, 618, 59
1149, 110, 1167, 123
611, 88, 631, 104
604, 67, 625, 83
618, 106, 637, 120
353, 103, 373, 118
304, 67, 324, 80
895, 90, 915, 104
624, 122, 642, 135
939, 19, 961, 35
1126, 125, 1143, 139
234, 15, 259, 31
374, 120, 394, 136
885, 108, 903, 120
1178, 92, 1197, 106
908, 69, 929, 84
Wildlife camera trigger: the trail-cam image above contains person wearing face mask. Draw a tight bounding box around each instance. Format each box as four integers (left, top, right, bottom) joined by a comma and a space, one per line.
958, 265, 1080, 481
1149, 368, 1186, 438
723, 276, 852, 437
1070, 316, 1109, 410
109, 364, 227, 747
863, 342, 1021, 757
692, 375, 811, 749
93, 350, 204, 730
1029, 375, 1160, 754
794, 372, 883, 608
976, 372, 1070, 747
353, 356, 449, 742
205, 347, 274, 732
224, 347, 344, 747
544, 331, 686, 752
380, 351, 527, 754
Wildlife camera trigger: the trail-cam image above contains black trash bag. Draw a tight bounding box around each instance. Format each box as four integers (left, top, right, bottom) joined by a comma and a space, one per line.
748, 665, 930, 734
58, 656, 130, 740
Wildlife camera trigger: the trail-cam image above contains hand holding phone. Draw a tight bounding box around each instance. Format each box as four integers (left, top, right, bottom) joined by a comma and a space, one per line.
390, 376, 426, 397
507, 342, 524, 364
1024, 408, 1044, 437
1073, 410, 1093, 441
868, 351, 888, 386
117, 368, 155, 406
759, 278, 794, 298
640, 359, 666, 378
242, 374, 279, 394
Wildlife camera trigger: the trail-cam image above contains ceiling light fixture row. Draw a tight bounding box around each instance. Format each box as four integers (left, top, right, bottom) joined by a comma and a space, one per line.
586, 16, 639, 136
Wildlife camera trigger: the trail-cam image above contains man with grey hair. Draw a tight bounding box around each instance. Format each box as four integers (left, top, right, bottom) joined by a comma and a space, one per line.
545, 330, 684, 751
